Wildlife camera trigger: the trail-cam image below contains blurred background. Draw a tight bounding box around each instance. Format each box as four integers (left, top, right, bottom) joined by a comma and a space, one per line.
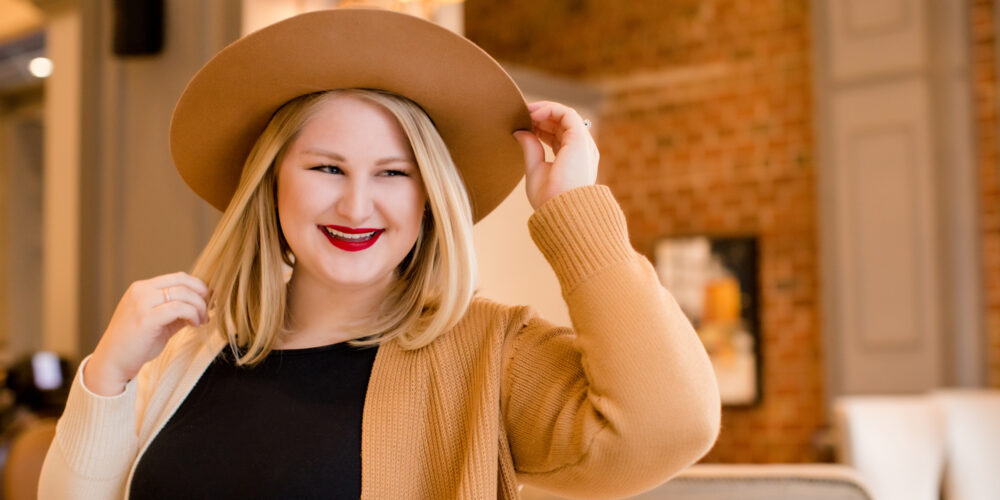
0, 0, 997, 476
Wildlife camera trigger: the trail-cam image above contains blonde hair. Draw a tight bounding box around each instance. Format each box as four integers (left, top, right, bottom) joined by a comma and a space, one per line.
190, 89, 477, 365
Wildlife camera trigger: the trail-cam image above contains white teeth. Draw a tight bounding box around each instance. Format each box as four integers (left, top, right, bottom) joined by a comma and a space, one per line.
324, 227, 378, 241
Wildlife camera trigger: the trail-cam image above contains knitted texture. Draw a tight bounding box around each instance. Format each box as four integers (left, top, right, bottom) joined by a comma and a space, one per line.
38, 185, 720, 499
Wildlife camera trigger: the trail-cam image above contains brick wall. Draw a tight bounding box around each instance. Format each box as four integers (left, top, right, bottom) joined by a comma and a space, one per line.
468, 0, 826, 462
971, 0, 1000, 388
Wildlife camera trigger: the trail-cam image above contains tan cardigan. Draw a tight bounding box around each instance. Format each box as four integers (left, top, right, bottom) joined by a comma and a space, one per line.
38, 185, 721, 499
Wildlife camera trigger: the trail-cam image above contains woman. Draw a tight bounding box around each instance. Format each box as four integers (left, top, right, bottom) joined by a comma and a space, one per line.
39, 8, 720, 499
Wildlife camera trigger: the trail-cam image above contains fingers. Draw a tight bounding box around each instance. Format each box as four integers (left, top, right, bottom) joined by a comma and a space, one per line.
517, 101, 600, 210
528, 101, 588, 135
533, 129, 559, 150
154, 285, 209, 323
122, 272, 209, 325
150, 300, 203, 329
147, 271, 209, 296
89, 271, 212, 394
514, 130, 545, 172
525, 101, 594, 155
146, 272, 210, 322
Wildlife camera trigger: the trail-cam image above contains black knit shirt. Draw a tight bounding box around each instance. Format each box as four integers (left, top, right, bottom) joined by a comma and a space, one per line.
129, 341, 378, 499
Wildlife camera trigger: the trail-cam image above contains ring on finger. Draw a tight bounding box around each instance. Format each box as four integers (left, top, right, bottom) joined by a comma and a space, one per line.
162, 287, 172, 304
583, 119, 592, 129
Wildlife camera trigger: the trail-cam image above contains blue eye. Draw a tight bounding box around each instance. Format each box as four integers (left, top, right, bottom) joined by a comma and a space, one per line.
311, 165, 342, 174
383, 170, 408, 177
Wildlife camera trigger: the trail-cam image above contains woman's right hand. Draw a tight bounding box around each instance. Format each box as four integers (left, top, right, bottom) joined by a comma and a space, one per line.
84, 272, 210, 396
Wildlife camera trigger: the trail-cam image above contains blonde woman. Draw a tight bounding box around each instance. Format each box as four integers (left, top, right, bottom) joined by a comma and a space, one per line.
39, 9, 720, 500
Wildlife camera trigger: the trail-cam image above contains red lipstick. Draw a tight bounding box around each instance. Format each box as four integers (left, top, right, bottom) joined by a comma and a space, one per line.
319, 225, 383, 252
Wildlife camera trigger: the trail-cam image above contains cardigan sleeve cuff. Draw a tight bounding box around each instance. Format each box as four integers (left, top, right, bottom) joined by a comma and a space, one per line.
54, 354, 139, 480
527, 185, 636, 294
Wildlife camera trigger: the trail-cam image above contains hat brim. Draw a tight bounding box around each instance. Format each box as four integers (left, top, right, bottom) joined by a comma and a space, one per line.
170, 8, 532, 222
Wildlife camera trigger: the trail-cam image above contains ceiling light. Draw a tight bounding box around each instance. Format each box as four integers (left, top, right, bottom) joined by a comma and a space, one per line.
28, 56, 51, 78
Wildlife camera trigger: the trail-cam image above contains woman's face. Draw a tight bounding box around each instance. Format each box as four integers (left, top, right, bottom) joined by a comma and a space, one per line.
276, 95, 427, 294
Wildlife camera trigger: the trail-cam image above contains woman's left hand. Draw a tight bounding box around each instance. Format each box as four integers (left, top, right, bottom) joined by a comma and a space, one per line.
514, 101, 599, 210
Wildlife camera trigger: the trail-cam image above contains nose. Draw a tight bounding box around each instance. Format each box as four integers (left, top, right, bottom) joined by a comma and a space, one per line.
335, 176, 374, 223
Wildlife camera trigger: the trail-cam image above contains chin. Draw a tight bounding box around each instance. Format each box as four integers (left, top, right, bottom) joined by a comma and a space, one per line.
324, 270, 392, 290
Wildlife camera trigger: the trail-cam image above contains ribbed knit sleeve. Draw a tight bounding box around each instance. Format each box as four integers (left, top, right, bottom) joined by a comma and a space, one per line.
37, 355, 140, 499
502, 185, 721, 499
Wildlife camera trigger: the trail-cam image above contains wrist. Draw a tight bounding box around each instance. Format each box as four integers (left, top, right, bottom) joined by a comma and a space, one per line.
83, 351, 130, 397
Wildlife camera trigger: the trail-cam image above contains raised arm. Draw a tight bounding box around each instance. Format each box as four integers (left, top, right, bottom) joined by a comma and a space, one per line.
501, 185, 720, 498
38, 273, 209, 499
504, 102, 720, 498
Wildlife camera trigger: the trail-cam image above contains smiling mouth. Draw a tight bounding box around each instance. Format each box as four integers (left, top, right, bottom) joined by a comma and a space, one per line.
321, 226, 380, 241
318, 225, 384, 251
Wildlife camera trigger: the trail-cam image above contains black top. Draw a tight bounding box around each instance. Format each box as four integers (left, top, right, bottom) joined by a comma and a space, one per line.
130, 341, 379, 500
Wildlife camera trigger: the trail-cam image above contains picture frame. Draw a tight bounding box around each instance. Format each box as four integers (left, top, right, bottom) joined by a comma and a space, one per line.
653, 236, 762, 406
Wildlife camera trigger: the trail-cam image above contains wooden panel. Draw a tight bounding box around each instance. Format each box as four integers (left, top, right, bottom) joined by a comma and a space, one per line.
108, 0, 232, 323
826, 0, 926, 81
830, 78, 942, 393
814, 0, 980, 397
78, 0, 237, 352
41, 8, 82, 357
849, 127, 922, 349
0, 103, 43, 357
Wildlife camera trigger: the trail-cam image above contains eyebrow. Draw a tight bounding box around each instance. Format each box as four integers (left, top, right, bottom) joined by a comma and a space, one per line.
304, 148, 415, 166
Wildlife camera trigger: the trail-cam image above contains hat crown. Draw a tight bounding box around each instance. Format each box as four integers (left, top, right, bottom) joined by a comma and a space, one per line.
170, 8, 531, 222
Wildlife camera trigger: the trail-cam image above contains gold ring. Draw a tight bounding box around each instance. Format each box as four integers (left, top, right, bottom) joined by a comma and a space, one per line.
163, 288, 171, 304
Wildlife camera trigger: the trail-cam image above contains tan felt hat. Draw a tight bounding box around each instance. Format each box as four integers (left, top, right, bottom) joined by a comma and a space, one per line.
170, 8, 531, 222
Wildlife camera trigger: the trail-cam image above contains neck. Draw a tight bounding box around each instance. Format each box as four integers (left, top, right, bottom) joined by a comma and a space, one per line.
281, 267, 393, 349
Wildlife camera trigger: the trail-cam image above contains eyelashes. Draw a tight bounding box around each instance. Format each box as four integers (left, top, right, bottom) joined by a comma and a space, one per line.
310, 165, 410, 177
310, 165, 343, 174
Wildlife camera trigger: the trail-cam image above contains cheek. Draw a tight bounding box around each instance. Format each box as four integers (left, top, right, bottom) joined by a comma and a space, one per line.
381, 186, 426, 243
402, 187, 428, 229
275, 169, 316, 246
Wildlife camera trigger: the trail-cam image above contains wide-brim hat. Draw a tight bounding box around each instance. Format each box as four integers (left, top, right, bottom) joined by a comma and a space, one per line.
170, 7, 531, 223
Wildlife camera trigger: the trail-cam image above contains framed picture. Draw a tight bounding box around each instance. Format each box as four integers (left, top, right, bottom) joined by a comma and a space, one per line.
653, 236, 761, 406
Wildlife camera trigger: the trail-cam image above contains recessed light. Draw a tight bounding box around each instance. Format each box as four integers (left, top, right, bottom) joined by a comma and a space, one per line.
28, 56, 52, 78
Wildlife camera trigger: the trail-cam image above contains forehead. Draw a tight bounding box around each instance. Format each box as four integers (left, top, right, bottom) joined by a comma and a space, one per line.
292, 95, 410, 149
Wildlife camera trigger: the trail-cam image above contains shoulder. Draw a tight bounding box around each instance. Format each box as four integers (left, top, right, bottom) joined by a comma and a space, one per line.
462, 295, 538, 334
429, 295, 540, 350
